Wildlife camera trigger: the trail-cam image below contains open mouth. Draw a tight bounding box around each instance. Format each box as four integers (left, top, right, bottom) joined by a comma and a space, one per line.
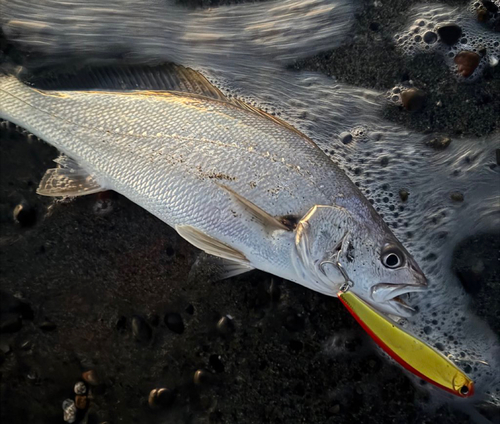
370, 283, 428, 317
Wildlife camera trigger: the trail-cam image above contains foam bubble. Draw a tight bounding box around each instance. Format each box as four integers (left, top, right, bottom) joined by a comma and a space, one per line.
395, 1, 500, 80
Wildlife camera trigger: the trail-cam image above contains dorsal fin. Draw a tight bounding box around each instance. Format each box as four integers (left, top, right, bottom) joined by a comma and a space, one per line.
22, 63, 227, 100
24, 63, 314, 141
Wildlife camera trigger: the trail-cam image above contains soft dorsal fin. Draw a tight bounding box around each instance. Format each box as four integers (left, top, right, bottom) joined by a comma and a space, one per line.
218, 184, 289, 232
23, 63, 315, 142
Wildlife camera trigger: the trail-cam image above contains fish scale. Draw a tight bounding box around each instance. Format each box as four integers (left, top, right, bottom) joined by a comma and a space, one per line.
0, 68, 426, 312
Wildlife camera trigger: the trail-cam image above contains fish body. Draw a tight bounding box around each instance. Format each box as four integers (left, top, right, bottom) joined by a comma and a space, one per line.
0, 66, 427, 315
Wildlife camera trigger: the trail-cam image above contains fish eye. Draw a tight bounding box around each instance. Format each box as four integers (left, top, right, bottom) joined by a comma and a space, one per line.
381, 245, 404, 269
459, 386, 469, 396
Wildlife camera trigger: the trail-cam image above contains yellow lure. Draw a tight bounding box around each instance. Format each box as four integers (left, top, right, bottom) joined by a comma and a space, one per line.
338, 290, 474, 397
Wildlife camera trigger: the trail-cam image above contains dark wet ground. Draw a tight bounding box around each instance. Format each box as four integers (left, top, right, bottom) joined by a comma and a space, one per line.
1, 0, 500, 423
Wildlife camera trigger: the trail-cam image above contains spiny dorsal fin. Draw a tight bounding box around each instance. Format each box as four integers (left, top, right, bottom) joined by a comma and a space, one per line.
176, 225, 250, 264
218, 184, 289, 232
37, 154, 106, 197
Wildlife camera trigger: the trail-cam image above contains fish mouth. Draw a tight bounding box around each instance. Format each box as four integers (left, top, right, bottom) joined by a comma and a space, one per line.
370, 283, 428, 317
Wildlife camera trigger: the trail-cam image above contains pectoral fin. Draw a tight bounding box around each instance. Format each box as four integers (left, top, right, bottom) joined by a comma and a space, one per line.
37, 155, 106, 197
176, 225, 251, 265
218, 184, 289, 232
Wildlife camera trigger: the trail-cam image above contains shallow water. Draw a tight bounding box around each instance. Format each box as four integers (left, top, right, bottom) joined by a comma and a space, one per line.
1, 0, 500, 422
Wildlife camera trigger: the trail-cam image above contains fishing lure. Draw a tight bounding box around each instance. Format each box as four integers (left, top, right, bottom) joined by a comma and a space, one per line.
338, 289, 474, 397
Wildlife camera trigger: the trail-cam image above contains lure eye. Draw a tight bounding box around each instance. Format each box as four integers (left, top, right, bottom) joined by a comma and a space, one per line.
381, 245, 404, 269
459, 386, 469, 396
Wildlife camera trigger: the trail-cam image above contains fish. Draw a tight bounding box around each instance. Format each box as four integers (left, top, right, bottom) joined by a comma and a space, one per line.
0, 64, 427, 316
338, 289, 474, 397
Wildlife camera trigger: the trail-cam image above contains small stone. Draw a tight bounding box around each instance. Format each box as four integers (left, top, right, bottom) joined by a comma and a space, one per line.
75, 394, 88, 410
450, 192, 464, 202
380, 156, 389, 167
63, 399, 77, 423
0, 290, 33, 319
148, 388, 175, 409
339, 132, 352, 145
74, 381, 87, 395
216, 316, 234, 335
399, 189, 409, 202
165, 313, 184, 334
425, 136, 452, 150
39, 320, 56, 331
0, 313, 22, 333
194, 369, 213, 385
423, 31, 437, 44
185, 304, 195, 315
13, 203, 37, 227
0, 341, 11, 354
131, 315, 152, 342
437, 23, 462, 45
82, 370, 101, 386
401, 88, 426, 111
454, 51, 481, 77
477, 7, 489, 22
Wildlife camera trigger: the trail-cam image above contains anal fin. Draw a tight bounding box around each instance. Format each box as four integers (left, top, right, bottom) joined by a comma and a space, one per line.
37, 154, 106, 197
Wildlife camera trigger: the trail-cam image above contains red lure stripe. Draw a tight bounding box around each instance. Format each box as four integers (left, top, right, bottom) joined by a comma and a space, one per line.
337, 292, 473, 397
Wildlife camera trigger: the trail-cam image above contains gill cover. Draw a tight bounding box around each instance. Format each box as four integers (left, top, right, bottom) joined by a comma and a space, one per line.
292, 205, 354, 295
338, 290, 474, 397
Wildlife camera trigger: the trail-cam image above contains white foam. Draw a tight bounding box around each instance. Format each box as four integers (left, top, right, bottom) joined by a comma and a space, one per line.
395, 2, 500, 80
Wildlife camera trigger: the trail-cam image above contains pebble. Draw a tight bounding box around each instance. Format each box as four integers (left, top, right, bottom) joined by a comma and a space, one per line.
399, 189, 409, 202
339, 132, 352, 145
185, 304, 195, 315
0, 313, 22, 333
82, 370, 101, 386
454, 51, 481, 77
148, 388, 175, 409
450, 192, 464, 202
482, 0, 498, 14
131, 315, 152, 342
329, 404, 341, 414
165, 313, 184, 334
400, 88, 426, 111
63, 399, 77, 423
194, 369, 212, 385
39, 320, 56, 331
216, 316, 234, 335
0, 290, 33, 319
477, 7, 489, 22
437, 23, 462, 45
0, 341, 11, 354
13, 203, 37, 227
425, 136, 452, 150
75, 394, 88, 410
74, 381, 87, 395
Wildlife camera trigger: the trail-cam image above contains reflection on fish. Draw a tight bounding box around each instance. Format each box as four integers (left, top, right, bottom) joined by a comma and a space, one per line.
0, 64, 427, 315
338, 290, 474, 397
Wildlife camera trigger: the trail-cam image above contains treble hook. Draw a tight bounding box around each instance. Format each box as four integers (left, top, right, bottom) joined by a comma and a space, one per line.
319, 238, 354, 293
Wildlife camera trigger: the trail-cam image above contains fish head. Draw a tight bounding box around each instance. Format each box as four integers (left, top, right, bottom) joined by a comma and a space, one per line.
293, 205, 427, 317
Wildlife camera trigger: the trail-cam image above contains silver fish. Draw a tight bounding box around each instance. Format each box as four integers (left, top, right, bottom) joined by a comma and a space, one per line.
0, 65, 427, 316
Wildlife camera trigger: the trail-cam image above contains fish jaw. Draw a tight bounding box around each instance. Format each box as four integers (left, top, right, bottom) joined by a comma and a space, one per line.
367, 283, 429, 317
